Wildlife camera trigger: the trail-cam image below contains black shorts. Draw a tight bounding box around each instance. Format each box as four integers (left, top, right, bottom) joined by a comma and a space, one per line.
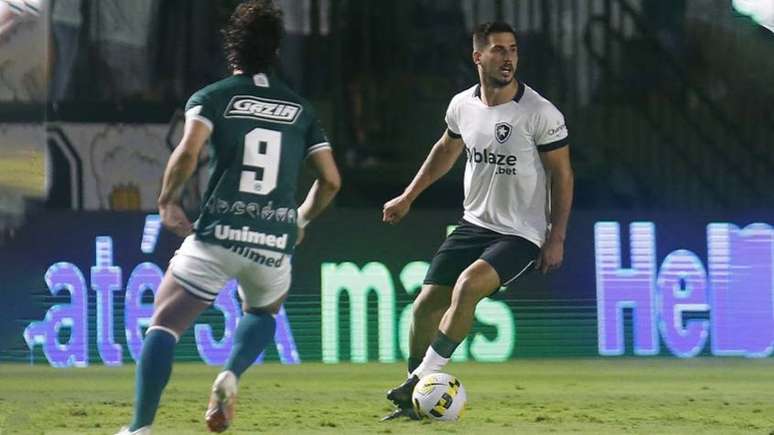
424, 220, 540, 289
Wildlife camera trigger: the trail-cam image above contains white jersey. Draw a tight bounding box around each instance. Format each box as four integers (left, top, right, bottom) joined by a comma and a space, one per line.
445, 82, 569, 247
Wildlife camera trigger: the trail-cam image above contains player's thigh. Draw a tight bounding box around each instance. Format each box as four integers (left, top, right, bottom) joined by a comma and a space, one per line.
424, 245, 485, 289
479, 236, 540, 290
151, 271, 211, 335
424, 220, 496, 288
167, 236, 240, 303
452, 259, 502, 305
236, 249, 292, 314
158, 236, 240, 333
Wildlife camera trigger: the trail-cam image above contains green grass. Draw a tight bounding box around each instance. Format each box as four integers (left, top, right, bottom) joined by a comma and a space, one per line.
1, 359, 774, 434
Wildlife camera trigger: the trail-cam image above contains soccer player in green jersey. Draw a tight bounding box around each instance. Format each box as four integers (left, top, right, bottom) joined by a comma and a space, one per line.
116, 1, 341, 434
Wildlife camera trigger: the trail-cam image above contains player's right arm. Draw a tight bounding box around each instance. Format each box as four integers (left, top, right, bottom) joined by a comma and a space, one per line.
157, 118, 211, 237
383, 130, 465, 224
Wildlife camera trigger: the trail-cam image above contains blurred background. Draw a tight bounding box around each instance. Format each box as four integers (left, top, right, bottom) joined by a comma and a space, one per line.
2, 0, 773, 219
1, 0, 773, 365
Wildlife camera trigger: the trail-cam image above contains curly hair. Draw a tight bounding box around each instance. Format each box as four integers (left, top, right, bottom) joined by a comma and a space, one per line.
222, 0, 284, 74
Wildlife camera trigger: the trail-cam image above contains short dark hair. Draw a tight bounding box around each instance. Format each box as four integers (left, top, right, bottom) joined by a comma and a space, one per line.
222, 0, 284, 74
473, 21, 517, 50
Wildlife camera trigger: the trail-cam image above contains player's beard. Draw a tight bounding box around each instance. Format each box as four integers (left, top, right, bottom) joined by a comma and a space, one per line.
483, 64, 515, 88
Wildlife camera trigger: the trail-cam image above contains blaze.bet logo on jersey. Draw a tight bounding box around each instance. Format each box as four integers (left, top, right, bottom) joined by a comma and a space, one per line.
466, 147, 518, 175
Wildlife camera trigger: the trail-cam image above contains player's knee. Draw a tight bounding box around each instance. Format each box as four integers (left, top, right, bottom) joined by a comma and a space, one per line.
149, 302, 173, 327
244, 301, 282, 316
243, 290, 288, 316
149, 311, 184, 338
412, 297, 435, 323
452, 276, 487, 308
413, 288, 448, 316
264, 302, 282, 315
412, 295, 436, 320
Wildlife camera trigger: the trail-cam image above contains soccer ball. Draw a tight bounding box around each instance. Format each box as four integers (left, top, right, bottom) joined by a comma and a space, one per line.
411, 373, 467, 421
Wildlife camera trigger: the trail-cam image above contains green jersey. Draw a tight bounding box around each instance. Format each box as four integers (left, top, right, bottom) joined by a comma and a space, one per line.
184, 72, 331, 255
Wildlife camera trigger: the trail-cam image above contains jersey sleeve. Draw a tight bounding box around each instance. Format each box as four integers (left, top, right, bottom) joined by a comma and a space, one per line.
532, 102, 569, 152
444, 96, 462, 138
305, 114, 332, 158
184, 90, 216, 132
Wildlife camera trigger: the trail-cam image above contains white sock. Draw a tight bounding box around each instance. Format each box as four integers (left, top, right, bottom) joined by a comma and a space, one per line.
410, 345, 450, 380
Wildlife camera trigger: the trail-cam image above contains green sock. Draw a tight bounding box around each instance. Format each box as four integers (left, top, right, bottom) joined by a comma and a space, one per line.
224, 312, 276, 378
129, 329, 177, 431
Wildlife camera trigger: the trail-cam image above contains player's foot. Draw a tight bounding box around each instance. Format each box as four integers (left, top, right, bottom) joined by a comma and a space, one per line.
205, 370, 238, 433
114, 426, 151, 435
380, 406, 421, 421
386, 375, 419, 409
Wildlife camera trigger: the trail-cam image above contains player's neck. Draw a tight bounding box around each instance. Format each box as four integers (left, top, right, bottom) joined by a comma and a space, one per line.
232, 68, 272, 77
479, 80, 518, 106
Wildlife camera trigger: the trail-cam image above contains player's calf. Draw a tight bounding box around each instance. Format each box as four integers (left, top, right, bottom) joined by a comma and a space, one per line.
410, 305, 447, 363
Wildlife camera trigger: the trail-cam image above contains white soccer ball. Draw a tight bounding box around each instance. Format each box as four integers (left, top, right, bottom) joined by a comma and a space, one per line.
411, 373, 467, 421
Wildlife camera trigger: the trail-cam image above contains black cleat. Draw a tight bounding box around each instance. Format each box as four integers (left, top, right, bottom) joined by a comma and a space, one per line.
380, 406, 421, 421
386, 375, 419, 409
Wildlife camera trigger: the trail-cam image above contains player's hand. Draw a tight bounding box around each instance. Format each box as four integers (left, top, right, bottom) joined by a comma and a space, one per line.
535, 237, 564, 274
159, 202, 193, 237
295, 226, 305, 246
383, 194, 412, 224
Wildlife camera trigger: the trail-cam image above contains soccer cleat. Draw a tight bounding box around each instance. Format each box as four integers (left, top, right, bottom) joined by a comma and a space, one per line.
114, 426, 151, 435
205, 371, 238, 433
386, 375, 419, 410
380, 406, 421, 421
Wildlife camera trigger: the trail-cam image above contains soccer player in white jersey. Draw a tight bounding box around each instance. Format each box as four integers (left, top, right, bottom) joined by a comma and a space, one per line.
381, 21, 573, 420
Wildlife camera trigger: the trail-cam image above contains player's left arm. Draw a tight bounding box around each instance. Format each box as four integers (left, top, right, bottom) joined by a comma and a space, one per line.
296, 148, 341, 245
537, 146, 574, 273
295, 112, 341, 245
157, 118, 211, 237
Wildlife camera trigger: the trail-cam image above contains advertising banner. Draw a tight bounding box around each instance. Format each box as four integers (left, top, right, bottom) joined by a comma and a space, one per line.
1, 209, 772, 366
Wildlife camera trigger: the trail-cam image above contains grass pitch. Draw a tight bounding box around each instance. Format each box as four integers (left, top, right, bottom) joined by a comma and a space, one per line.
1, 359, 773, 434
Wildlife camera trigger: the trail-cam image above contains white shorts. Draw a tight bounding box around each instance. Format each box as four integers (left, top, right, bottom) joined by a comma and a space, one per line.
168, 235, 292, 308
